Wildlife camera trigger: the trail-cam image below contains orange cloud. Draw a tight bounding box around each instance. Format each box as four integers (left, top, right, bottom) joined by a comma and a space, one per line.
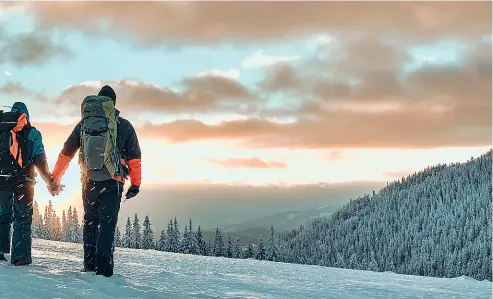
54, 76, 255, 116
205, 157, 287, 169
0, 81, 48, 102
138, 111, 489, 149
23, 2, 491, 45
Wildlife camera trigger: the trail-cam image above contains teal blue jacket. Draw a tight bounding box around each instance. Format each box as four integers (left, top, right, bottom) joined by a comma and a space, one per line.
10, 102, 48, 175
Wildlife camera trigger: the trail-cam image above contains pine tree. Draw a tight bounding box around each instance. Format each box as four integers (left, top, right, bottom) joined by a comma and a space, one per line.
207, 240, 213, 256
226, 236, 233, 258
267, 225, 279, 262
43, 201, 54, 239
79, 222, 84, 244
52, 212, 62, 241
187, 218, 199, 255
369, 250, 379, 272
47, 200, 54, 225
72, 208, 81, 243
213, 227, 224, 257
181, 225, 189, 254
158, 229, 166, 251
124, 217, 133, 248
196, 225, 207, 256
37, 212, 44, 238
245, 240, 254, 259
142, 215, 154, 250
165, 220, 174, 252
256, 237, 265, 260
32, 201, 41, 238
233, 237, 242, 259
32, 201, 40, 225
173, 217, 180, 252
42, 206, 49, 239
61, 210, 67, 241
114, 226, 122, 247
132, 214, 141, 249
64, 207, 73, 242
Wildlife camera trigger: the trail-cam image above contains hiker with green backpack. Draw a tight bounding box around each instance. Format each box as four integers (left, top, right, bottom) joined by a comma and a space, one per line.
51, 85, 142, 277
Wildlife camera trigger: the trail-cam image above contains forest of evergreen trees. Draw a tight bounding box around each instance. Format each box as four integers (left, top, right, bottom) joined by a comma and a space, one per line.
31, 200, 82, 243
114, 215, 279, 261
276, 150, 492, 281
32, 203, 279, 261
32, 150, 492, 281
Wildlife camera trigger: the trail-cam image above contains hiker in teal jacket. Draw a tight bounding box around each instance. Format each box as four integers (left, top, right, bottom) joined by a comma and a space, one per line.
0, 102, 61, 265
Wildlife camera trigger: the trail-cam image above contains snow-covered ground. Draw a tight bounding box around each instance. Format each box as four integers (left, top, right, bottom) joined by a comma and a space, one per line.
0, 239, 490, 299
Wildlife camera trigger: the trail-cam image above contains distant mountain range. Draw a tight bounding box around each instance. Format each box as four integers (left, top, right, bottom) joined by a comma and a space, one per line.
149, 197, 359, 246
119, 181, 384, 236
195, 201, 348, 246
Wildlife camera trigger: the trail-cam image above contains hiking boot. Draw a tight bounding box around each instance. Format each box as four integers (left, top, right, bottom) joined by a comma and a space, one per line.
79, 266, 96, 273
80, 267, 95, 273
12, 260, 31, 266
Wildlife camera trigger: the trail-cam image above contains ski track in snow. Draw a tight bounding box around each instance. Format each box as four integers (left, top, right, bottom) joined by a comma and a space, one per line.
0, 239, 490, 299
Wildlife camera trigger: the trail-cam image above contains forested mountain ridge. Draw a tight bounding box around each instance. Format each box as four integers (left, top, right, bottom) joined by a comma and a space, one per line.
278, 150, 492, 281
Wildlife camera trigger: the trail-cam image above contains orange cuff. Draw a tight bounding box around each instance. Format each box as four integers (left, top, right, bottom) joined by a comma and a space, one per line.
52, 153, 72, 182
128, 159, 142, 187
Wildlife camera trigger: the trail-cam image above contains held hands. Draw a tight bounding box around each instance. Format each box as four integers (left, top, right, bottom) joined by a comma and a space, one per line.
44, 177, 137, 198
47, 176, 64, 196
125, 185, 140, 200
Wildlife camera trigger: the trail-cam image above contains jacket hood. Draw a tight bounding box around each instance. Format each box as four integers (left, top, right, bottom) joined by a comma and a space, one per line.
11, 102, 30, 121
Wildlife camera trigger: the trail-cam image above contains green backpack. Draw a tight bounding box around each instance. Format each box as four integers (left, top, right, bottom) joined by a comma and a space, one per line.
80, 96, 121, 181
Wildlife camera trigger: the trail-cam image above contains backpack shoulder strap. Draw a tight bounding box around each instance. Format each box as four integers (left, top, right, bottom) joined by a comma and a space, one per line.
15, 123, 31, 168
20, 124, 31, 159
9, 131, 23, 169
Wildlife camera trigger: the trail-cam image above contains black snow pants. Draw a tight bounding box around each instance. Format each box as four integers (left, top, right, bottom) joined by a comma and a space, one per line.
0, 182, 34, 265
82, 179, 123, 277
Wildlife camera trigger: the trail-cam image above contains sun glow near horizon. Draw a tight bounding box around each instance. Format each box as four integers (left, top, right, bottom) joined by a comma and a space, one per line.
35, 140, 490, 217
42, 138, 491, 188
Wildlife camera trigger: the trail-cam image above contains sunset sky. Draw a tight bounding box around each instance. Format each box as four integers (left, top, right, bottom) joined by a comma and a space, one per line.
0, 2, 491, 226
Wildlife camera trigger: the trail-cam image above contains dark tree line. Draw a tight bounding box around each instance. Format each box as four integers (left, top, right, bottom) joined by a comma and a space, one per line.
114, 214, 279, 262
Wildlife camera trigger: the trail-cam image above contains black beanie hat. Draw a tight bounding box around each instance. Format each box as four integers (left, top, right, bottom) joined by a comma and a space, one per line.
98, 85, 116, 104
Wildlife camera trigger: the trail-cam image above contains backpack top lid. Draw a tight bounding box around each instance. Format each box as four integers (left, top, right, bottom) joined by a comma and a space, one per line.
0, 110, 26, 132
81, 95, 117, 118
81, 95, 115, 107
